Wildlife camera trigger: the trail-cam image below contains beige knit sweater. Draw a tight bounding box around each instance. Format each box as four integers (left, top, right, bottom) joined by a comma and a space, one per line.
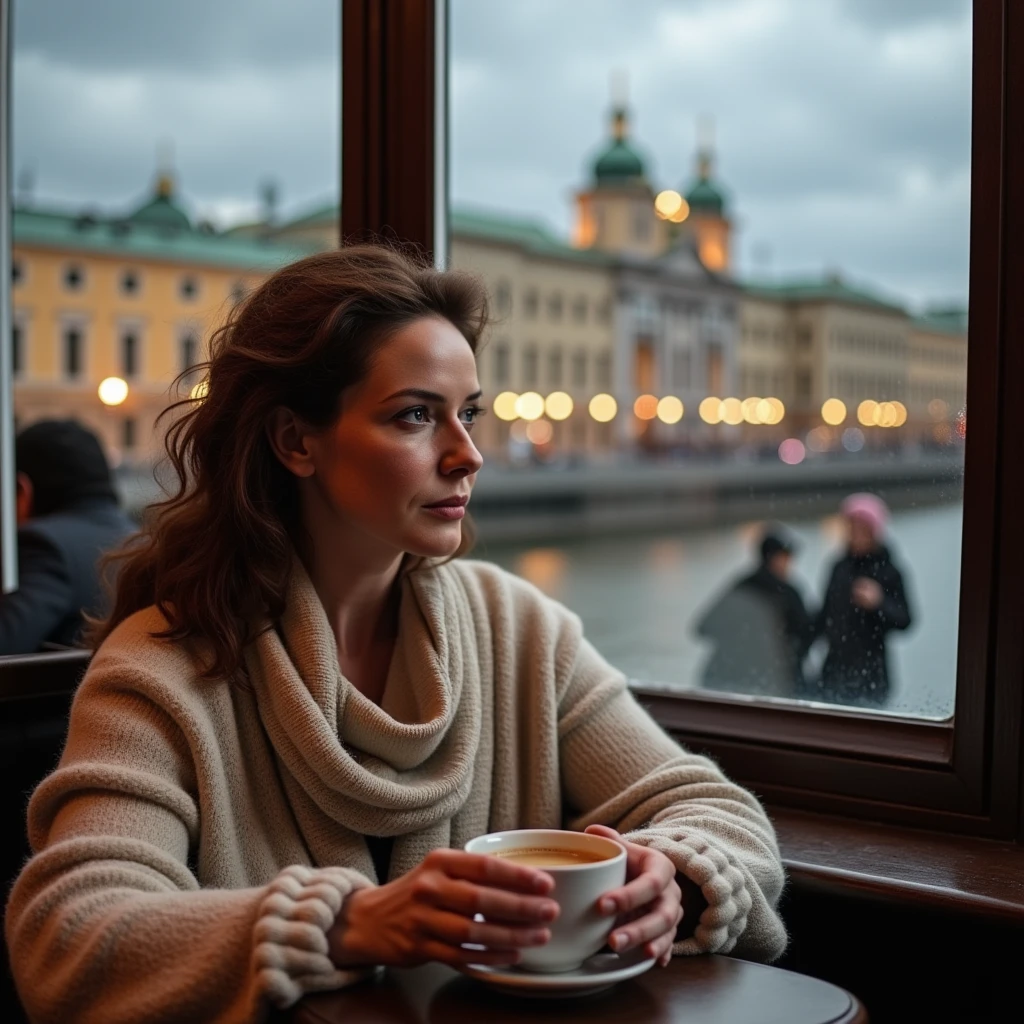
6, 557, 786, 1023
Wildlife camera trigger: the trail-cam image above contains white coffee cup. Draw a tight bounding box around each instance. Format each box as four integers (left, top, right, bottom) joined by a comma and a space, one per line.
464, 828, 627, 973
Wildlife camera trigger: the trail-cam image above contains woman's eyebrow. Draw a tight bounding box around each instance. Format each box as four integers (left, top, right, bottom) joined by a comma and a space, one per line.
381, 388, 483, 404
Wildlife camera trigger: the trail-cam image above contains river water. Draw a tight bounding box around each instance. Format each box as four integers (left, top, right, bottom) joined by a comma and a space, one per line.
476, 501, 963, 720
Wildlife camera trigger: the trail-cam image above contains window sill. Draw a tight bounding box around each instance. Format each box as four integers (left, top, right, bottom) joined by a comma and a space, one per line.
771, 807, 1024, 925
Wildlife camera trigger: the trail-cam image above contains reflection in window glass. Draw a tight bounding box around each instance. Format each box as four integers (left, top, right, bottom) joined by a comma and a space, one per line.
450, 0, 970, 718
11, 0, 339, 472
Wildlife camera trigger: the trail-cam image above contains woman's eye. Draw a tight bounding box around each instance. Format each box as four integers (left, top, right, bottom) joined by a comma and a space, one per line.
397, 406, 429, 424
461, 405, 486, 428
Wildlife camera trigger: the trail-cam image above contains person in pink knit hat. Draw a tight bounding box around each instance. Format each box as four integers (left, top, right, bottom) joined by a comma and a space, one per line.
807, 493, 913, 707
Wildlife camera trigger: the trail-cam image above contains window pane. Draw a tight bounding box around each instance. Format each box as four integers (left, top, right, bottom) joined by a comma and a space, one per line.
11, 0, 339, 470
450, 0, 970, 719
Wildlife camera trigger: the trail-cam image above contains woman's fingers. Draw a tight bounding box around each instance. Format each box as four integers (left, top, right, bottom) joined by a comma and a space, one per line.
598, 849, 676, 916
427, 849, 553, 894
427, 909, 551, 953
419, 938, 522, 968
432, 878, 559, 924
608, 889, 683, 954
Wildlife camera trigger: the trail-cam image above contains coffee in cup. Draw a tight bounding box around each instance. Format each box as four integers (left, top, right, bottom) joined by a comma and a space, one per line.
464, 828, 626, 973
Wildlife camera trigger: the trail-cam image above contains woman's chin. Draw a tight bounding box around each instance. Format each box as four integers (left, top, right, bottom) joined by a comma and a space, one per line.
405, 523, 464, 559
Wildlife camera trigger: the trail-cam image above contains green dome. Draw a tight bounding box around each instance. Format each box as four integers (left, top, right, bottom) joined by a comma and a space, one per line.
684, 149, 728, 216
129, 174, 191, 231
591, 106, 647, 186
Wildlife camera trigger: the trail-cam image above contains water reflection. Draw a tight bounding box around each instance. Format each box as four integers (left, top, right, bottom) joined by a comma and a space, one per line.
480, 502, 960, 719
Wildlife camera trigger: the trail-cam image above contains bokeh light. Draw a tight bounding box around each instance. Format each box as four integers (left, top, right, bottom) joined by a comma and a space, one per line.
755, 399, 774, 424
806, 426, 832, 453
778, 438, 806, 465
892, 401, 908, 427
699, 397, 723, 424
876, 402, 898, 428
857, 399, 880, 427
189, 379, 209, 403
526, 419, 554, 445
633, 394, 659, 420
741, 397, 762, 425
509, 420, 530, 442
842, 427, 865, 452
654, 190, 690, 223
515, 391, 545, 421
928, 398, 949, 421
955, 410, 967, 439
493, 391, 519, 421
98, 377, 129, 406
720, 397, 743, 426
821, 398, 847, 426
656, 396, 684, 424
545, 391, 574, 421
589, 393, 618, 423
762, 397, 785, 425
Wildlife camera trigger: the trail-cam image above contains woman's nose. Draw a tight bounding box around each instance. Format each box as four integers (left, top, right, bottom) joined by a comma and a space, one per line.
442, 424, 484, 477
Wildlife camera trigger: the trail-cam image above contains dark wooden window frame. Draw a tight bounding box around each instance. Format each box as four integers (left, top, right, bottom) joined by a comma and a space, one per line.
344, 0, 1023, 839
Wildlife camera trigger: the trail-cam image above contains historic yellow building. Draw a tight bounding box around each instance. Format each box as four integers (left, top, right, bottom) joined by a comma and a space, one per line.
11, 174, 308, 463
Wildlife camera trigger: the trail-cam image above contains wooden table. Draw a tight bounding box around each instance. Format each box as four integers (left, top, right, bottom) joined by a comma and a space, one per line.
288, 955, 867, 1024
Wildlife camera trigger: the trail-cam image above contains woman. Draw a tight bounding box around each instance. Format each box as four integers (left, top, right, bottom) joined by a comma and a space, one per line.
6, 247, 786, 1023
812, 493, 913, 706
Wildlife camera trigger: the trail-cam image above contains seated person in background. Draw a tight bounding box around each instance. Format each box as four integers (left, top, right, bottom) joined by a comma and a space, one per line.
810, 493, 913, 707
6, 247, 785, 1024
696, 528, 814, 698
0, 419, 135, 655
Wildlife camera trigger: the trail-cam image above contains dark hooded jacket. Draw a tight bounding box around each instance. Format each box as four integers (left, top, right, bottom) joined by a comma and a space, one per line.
810, 544, 912, 706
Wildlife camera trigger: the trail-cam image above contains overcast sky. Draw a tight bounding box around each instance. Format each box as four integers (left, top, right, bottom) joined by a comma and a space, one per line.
12, 0, 971, 309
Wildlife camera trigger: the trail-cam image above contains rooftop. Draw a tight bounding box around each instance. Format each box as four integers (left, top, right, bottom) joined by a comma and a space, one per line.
743, 276, 908, 316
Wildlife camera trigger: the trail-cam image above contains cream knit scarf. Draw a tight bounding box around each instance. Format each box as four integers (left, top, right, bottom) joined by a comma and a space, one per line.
244, 559, 494, 881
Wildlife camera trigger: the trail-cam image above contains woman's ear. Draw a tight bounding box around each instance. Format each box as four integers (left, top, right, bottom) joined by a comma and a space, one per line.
266, 407, 317, 478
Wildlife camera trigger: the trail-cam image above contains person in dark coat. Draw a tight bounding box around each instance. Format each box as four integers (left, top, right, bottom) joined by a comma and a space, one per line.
810, 493, 913, 707
0, 420, 136, 654
696, 528, 815, 697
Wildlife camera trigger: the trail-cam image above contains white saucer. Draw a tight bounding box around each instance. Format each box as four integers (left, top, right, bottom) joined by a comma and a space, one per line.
462, 947, 656, 998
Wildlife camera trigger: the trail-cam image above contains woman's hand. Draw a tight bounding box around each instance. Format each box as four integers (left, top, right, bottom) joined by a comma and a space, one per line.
585, 824, 683, 967
852, 577, 884, 610
328, 849, 559, 970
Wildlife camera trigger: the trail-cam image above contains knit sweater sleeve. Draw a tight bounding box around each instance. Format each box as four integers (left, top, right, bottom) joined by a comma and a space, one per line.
557, 633, 788, 962
4, 639, 374, 1024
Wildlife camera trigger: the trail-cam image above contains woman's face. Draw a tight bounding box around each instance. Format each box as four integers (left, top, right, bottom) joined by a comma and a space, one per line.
847, 516, 877, 556
280, 316, 484, 561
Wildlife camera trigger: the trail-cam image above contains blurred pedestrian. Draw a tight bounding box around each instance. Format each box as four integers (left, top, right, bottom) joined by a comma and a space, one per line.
811, 493, 912, 706
696, 527, 815, 697
0, 419, 135, 654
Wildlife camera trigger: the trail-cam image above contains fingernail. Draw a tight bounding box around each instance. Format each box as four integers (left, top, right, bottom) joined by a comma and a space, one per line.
600, 897, 615, 914
531, 929, 550, 945
609, 933, 625, 951
542, 902, 559, 920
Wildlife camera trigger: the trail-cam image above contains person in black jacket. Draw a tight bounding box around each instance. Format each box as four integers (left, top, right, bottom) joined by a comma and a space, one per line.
0, 419, 136, 654
696, 528, 815, 697
810, 492, 912, 707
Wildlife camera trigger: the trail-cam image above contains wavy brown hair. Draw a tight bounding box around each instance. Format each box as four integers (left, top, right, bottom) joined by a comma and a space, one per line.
89, 244, 489, 680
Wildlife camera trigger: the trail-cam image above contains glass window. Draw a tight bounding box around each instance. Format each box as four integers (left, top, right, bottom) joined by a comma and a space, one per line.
547, 292, 563, 321
573, 296, 587, 323
123, 417, 136, 451
523, 288, 539, 318
494, 340, 510, 387
63, 263, 85, 291
63, 325, 83, 378
11, 0, 339, 466
11, 322, 23, 377
523, 345, 538, 387
548, 347, 563, 388
450, 0, 970, 719
495, 279, 512, 315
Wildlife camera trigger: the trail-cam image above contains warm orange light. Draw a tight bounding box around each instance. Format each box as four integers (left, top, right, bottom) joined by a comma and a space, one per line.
821, 398, 847, 426
493, 391, 519, 421
755, 399, 774, 424
545, 391, 574, 421
98, 377, 129, 406
741, 397, 762, 425
515, 391, 545, 421
857, 400, 880, 427
720, 397, 743, 426
589, 393, 618, 423
699, 397, 723, 425
189, 379, 209, 403
654, 190, 684, 220
526, 419, 554, 445
656, 396, 684, 424
633, 394, 659, 420
892, 401, 908, 427
763, 398, 785, 425
877, 402, 898, 428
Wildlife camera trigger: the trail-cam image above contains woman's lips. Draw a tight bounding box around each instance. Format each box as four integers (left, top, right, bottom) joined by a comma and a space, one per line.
423, 505, 466, 520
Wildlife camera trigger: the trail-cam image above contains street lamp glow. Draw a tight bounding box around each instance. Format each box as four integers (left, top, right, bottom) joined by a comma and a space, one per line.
741, 397, 762, 425
526, 419, 554, 445
699, 397, 723, 425
892, 400, 908, 427
656, 396, 684, 424
720, 397, 743, 426
545, 391, 574, 421
857, 400, 879, 427
493, 391, 519, 421
515, 391, 545, 421
763, 397, 785, 425
654, 190, 687, 221
588, 393, 618, 423
98, 377, 129, 406
633, 394, 659, 420
821, 398, 847, 426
